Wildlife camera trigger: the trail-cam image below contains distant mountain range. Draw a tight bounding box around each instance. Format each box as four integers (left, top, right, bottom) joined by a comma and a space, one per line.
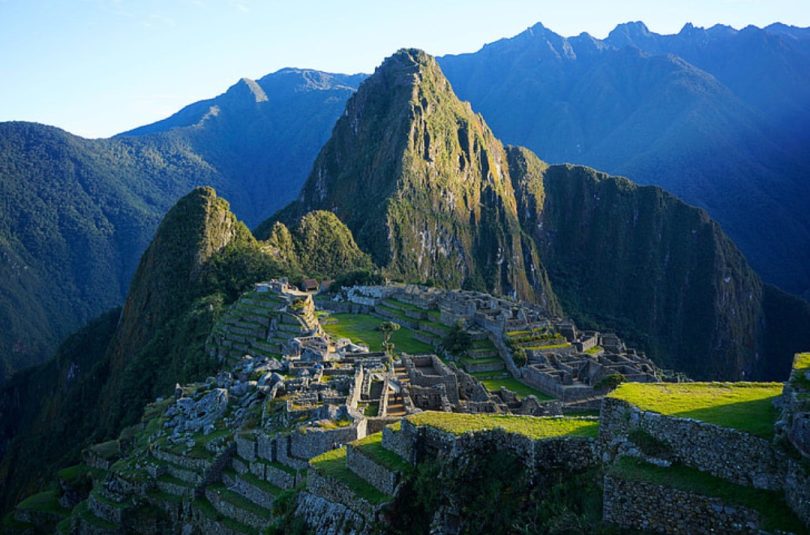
438, 21, 810, 301
0, 71, 359, 381
2, 48, 808, 514
0, 21, 808, 383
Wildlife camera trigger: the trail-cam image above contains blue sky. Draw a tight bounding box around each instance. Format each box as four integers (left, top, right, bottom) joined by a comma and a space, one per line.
1, 0, 808, 138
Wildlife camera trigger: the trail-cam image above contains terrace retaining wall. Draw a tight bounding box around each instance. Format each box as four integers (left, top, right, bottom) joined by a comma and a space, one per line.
603, 474, 762, 534
600, 397, 786, 491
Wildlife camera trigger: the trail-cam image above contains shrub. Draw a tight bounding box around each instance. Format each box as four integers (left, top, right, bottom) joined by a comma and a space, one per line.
594, 373, 624, 391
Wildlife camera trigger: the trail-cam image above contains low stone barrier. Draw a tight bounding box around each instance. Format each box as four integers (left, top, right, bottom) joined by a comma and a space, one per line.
603, 474, 761, 534
785, 458, 810, 527
346, 445, 400, 495
600, 397, 786, 490
306, 469, 376, 521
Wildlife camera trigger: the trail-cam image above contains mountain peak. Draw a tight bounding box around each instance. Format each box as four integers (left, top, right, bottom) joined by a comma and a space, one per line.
613, 20, 652, 36
223, 77, 268, 104
265, 49, 559, 308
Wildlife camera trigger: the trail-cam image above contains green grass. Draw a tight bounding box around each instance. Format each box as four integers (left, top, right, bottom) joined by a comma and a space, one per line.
89, 439, 120, 460
17, 490, 69, 516
460, 356, 503, 366
791, 352, 810, 390
208, 483, 273, 519
383, 298, 424, 313
321, 313, 432, 354
364, 402, 380, 417
609, 457, 805, 533
523, 342, 572, 351
407, 412, 598, 440
584, 345, 603, 355
57, 464, 91, 483
609, 382, 783, 438
471, 373, 554, 401
226, 469, 281, 496
309, 447, 390, 504
193, 496, 253, 534
351, 433, 412, 474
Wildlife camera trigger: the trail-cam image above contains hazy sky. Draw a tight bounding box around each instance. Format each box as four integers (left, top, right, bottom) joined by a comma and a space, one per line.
1, 0, 808, 138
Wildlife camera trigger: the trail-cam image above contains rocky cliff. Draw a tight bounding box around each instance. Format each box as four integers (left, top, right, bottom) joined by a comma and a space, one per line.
517, 160, 762, 378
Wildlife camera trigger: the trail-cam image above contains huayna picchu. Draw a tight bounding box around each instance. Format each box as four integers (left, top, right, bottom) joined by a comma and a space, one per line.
1, 47, 810, 534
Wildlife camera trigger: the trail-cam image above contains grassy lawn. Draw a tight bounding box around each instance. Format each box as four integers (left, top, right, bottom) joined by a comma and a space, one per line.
407, 411, 598, 440
608, 457, 804, 533
309, 447, 390, 504
321, 313, 432, 354
609, 382, 783, 438
351, 432, 412, 474
470, 373, 554, 401
584, 345, 603, 355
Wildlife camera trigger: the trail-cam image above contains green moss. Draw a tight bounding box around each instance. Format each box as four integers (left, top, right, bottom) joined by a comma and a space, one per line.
406, 412, 598, 440
609, 457, 805, 533
609, 382, 782, 438
309, 447, 390, 505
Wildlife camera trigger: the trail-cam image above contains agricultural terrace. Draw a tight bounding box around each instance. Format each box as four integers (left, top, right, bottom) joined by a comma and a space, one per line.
321, 313, 432, 354
608, 382, 783, 438
406, 411, 598, 440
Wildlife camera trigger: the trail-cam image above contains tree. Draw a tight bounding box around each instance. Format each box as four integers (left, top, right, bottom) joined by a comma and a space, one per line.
441, 321, 472, 357
379, 321, 401, 354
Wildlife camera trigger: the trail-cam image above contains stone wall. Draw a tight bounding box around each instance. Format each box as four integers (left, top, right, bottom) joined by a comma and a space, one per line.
346, 445, 400, 495
289, 421, 367, 460
785, 458, 810, 527
401, 418, 598, 478
600, 397, 786, 490
294, 491, 370, 535
306, 470, 376, 521
382, 425, 414, 464
603, 474, 762, 534
520, 365, 594, 402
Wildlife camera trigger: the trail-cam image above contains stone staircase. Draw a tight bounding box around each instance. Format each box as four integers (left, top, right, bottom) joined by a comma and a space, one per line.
385, 366, 410, 417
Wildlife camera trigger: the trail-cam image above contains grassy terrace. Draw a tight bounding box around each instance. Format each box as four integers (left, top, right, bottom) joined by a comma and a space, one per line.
523, 342, 572, 351
470, 372, 554, 401
17, 489, 70, 516
609, 382, 783, 438
309, 447, 390, 504
791, 352, 810, 390
321, 313, 432, 354
609, 457, 804, 533
406, 412, 598, 440
351, 432, 412, 474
